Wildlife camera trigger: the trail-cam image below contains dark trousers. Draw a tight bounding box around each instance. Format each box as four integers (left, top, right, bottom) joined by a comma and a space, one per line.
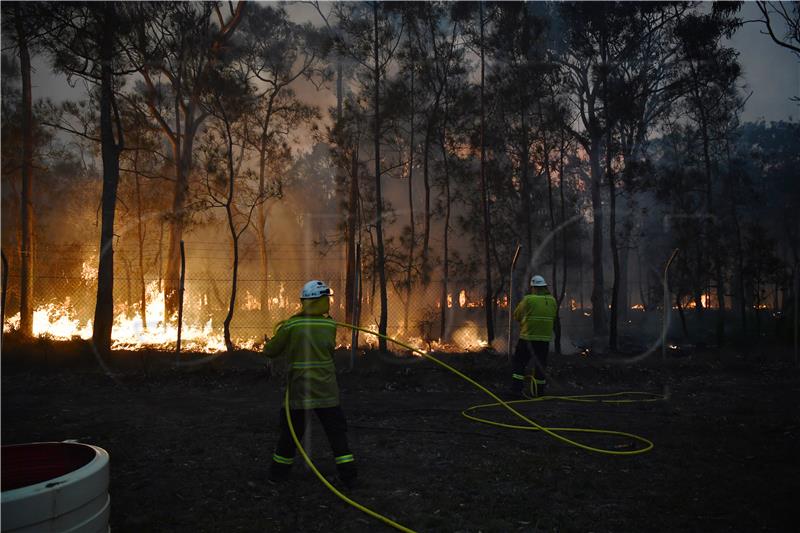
511, 339, 549, 394
270, 405, 356, 482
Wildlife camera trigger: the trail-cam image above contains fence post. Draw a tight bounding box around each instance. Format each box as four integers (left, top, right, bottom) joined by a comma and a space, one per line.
507, 244, 521, 362
349, 242, 361, 371
1, 250, 8, 329
176, 240, 186, 357
662, 248, 679, 363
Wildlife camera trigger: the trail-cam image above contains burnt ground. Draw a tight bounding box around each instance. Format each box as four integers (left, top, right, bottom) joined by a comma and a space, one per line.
2, 339, 799, 533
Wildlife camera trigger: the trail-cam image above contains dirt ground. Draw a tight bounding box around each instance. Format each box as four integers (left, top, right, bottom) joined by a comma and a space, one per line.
2, 339, 798, 532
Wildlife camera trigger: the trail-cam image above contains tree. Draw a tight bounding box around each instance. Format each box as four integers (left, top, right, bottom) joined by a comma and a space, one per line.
674, 4, 743, 345
557, 3, 621, 343
330, 2, 403, 352
127, 1, 245, 321
453, 0, 498, 343
199, 70, 263, 353
41, 2, 131, 352
755, 1, 800, 57
1, 3, 42, 336
240, 3, 327, 325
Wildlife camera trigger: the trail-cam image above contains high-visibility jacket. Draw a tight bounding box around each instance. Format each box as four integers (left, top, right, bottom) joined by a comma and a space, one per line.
263, 313, 339, 409
514, 293, 558, 342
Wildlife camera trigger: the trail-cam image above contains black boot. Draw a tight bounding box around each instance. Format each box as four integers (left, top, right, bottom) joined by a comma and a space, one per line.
268, 461, 291, 484
337, 461, 358, 489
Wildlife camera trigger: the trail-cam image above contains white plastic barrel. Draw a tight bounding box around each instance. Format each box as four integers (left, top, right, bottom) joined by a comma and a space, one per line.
1, 442, 110, 533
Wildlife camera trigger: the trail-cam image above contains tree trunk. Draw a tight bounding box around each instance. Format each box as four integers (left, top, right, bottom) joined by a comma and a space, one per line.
92, 3, 122, 354
589, 143, 607, 339
608, 152, 620, 350
15, 7, 34, 337
404, 59, 415, 334
479, 1, 495, 343
134, 153, 148, 330
163, 118, 196, 321
421, 121, 432, 277
618, 226, 630, 321
222, 119, 239, 353
439, 111, 451, 342
373, 4, 388, 353
602, 24, 619, 351
345, 147, 359, 324
695, 89, 725, 346
255, 94, 277, 324
555, 136, 569, 355
256, 208, 269, 313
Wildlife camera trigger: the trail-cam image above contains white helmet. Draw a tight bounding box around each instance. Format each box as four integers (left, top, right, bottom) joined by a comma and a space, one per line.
530, 275, 547, 287
301, 280, 331, 299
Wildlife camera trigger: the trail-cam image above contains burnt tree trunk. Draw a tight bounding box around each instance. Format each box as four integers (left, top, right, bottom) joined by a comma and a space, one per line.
555, 135, 569, 355
15, 6, 34, 337
222, 115, 239, 353
134, 149, 148, 330
373, 3, 389, 352
439, 102, 451, 342
404, 57, 415, 333
92, 2, 123, 354
479, 1, 495, 343
589, 142, 607, 338
255, 93, 277, 325
345, 146, 359, 324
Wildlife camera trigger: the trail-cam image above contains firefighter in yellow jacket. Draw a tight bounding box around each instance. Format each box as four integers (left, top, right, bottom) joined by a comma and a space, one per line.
511, 275, 558, 398
263, 280, 357, 486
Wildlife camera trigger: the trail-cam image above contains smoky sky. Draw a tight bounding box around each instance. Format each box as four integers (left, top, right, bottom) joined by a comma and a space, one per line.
22, 2, 800, 126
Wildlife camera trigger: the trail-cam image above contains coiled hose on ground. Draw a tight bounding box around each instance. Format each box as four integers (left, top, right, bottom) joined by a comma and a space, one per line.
284, 322, 663, 532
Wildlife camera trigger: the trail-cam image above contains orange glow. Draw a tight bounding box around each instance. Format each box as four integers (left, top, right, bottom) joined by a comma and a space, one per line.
2, 282, 258, 352
241, 290, 261, 311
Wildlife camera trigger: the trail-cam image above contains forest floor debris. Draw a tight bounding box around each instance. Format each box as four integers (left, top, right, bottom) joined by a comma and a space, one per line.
2, 343, 798, 532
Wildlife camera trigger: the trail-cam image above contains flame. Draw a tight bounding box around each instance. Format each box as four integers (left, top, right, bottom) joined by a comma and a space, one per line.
449, 321, 488, 351
81, 258, 97, 283
631, 304, 645, 311
241, 290, 261, 311
570, 299, 578, 311
459, 290, 467, 307
3, 282, 257, 352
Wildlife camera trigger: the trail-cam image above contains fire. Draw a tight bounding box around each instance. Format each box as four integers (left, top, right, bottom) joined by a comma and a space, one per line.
631, 304, 645, 311
570, 299, 578, 311
4, 279, 491, 354
3, 300, 93, 340
81, 258, 97, 283
449, 321, 488, 351
3, 282, 257, 352
241, 290, 261, 311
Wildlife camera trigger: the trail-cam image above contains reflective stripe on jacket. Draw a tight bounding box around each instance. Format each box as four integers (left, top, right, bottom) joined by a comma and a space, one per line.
513, 294, 557, 341
263, 314, 339, 409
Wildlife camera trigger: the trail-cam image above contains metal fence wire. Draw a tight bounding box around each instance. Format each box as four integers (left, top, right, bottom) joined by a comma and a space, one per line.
2, 242, 600, 352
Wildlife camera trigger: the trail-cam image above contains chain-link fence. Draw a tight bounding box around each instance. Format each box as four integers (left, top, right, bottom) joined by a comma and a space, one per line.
0, 244, 478, 351
2, 241, 606, 352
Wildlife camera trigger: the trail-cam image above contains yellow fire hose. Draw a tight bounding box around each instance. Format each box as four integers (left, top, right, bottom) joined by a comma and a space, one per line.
283, 322, 663, 533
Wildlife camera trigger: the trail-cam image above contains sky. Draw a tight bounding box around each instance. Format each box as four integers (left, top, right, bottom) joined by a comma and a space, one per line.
728, 2, 799, 123
22, 1, 800, 125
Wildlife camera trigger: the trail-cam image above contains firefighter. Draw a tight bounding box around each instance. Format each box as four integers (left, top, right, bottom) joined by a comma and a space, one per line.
510, 275, 558, 398
263, 280, 357, 487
